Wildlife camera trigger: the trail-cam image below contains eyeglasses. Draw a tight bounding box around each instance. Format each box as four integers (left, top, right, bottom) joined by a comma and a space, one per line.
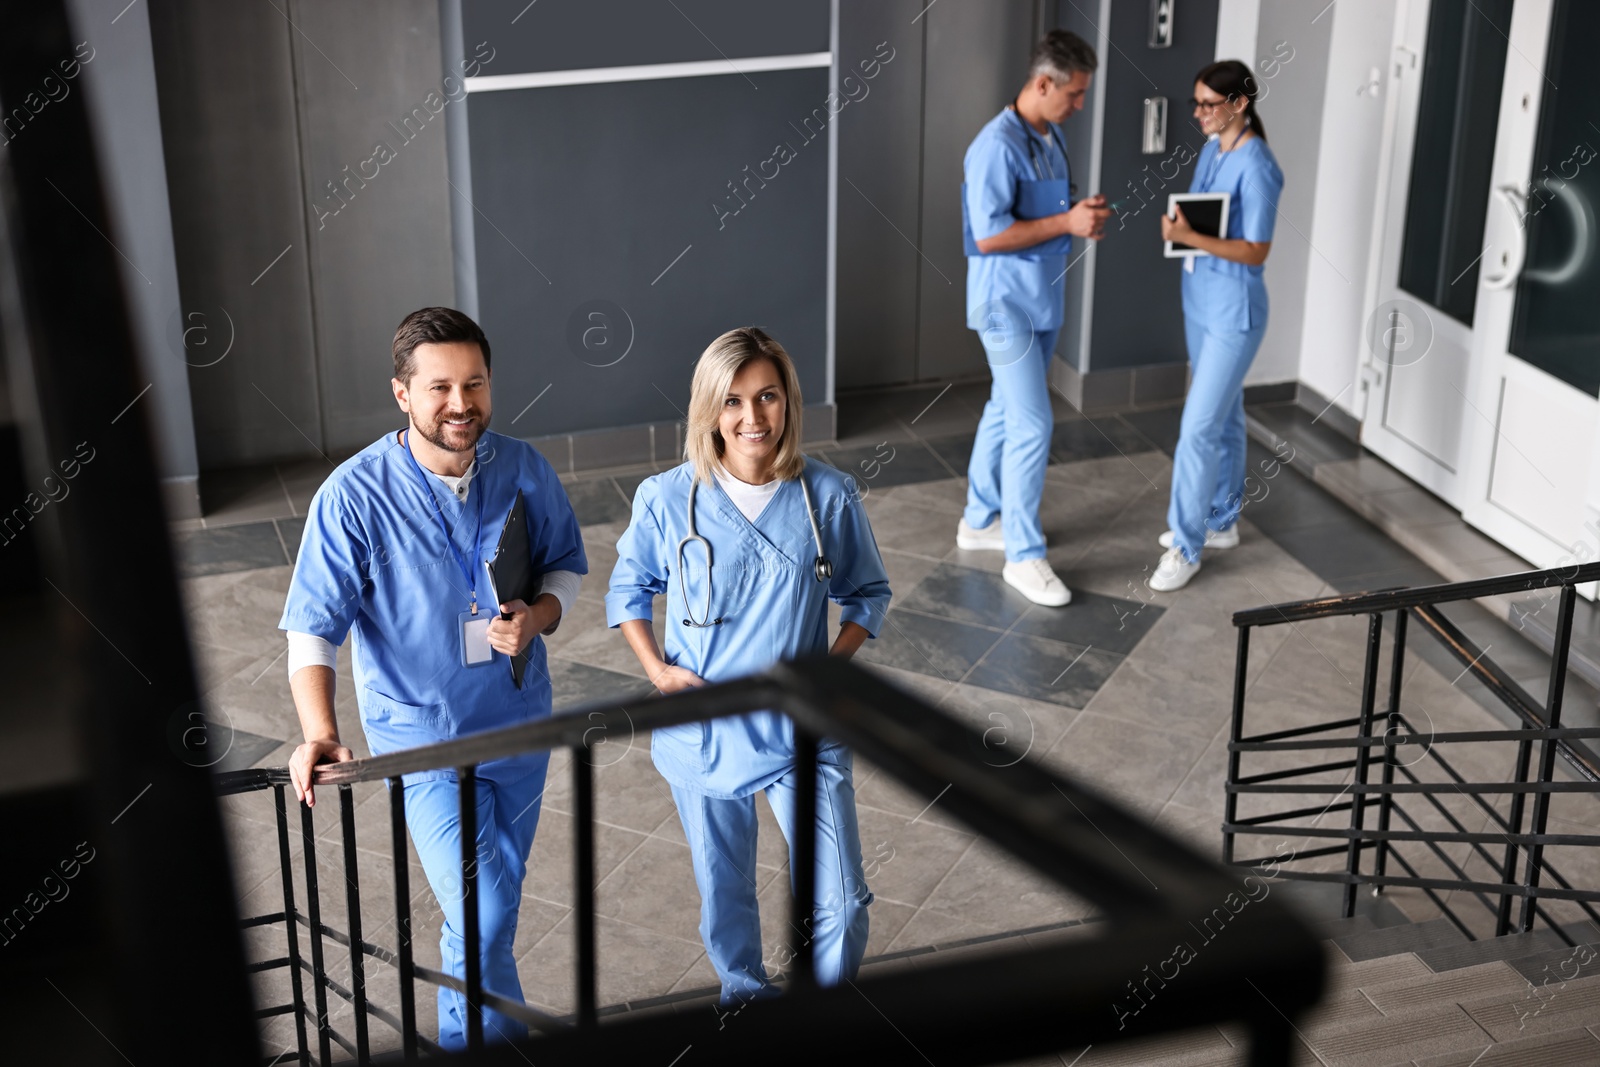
1189, 97, 1231, 111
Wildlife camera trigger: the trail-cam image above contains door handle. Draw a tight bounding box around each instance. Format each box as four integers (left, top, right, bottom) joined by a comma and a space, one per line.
1481, 185, 1528, 291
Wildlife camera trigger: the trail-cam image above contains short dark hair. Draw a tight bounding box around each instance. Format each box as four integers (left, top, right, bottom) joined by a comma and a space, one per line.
1030, 29, 1098, 82
391, 306, 490, 383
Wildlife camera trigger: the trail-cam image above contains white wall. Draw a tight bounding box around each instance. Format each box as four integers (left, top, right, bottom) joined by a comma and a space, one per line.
1222, 0, 1398, 408
1294, 0, 1396, 414
1244, 0, 1333, 387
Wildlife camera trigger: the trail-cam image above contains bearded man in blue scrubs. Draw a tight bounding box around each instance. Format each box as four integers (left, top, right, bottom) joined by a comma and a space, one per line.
957, 30, 1109, 607
280, 306, 586, 1050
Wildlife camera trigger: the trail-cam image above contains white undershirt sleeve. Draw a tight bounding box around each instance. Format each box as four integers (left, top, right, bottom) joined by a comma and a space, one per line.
286, 631, 338, 680
537, 570, 583, 622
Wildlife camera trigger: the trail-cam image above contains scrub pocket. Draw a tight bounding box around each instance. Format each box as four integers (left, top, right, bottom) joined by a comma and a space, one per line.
360, 686, 454, 753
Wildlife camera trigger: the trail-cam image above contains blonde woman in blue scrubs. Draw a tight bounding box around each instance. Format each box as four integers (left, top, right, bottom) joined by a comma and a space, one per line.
1149, 60, 1285, 592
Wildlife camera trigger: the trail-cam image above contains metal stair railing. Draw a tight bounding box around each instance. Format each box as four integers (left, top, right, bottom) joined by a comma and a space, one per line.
1225, 562, 1600, 942
221, 656, 1326, 1066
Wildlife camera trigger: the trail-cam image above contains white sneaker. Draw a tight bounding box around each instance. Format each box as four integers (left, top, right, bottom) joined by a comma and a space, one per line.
1003, 558, 1072, 607
1148, 547, 1201, 592
1158, 526, 1239, 550
956, 517, 1006, 551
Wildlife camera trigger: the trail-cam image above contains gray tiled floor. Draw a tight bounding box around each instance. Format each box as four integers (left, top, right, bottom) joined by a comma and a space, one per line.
182, 392, 1550, 1055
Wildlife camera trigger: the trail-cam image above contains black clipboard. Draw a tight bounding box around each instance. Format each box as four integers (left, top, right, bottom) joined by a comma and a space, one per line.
486, 488, 535, 688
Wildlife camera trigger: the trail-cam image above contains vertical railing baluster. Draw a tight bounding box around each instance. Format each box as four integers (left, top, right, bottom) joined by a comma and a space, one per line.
300, 801, 333, 1067
1373, 609, 1408, 891
459, 765, 483, 1051
1520, 584, 1576, 932
338, 785, 370, 1063
1224, 625, 1251, 865
573, 744, 598, 1028
1498, 703, 1536, 934
790, 728, 818, 991
274, 785, 310, 1066
1344, 613, 1384, 918
389, 776, 417, 1062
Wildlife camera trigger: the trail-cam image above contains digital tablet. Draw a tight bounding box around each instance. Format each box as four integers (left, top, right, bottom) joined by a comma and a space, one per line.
1164, 192, 1230, 258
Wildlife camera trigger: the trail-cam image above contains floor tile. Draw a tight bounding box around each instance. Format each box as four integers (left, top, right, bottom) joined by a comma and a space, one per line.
547, 659, 654, 711
897, 561, 1035, 630
1048, 415, 1157, 464
173, 522, 289, 578
965, 631, 1125, 709
828, 440, 960, 489
276, 517, 306, 566
200, 463, 294, 526
562, 477, 632, 526
856, 608, 1003, 683
1116, 405, 1184, 456
1272, 521, 1440, 583
923, 433, 973, 476
1044, 710, 1213, 819
1009, 589, 1165, 656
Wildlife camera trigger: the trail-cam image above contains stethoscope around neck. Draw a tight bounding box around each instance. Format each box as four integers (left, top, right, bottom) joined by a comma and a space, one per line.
677, 474, 832, 628
1010, 98, 1074, 192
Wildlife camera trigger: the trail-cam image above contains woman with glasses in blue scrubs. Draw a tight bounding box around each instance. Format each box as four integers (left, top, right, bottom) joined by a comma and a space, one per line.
606, 327, 891, 1007
1149, 60, 1285, 592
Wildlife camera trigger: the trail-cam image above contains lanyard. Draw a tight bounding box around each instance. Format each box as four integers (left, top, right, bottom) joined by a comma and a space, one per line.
400, 430, 486, 614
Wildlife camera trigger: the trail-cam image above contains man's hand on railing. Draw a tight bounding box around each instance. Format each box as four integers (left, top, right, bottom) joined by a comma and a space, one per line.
289, 738, 354, 808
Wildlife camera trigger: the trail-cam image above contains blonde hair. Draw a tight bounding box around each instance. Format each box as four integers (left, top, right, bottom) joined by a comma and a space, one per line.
685, 327, 805, 484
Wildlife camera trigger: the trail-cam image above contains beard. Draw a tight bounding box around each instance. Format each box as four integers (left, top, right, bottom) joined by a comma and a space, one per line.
415, 407, 490, 454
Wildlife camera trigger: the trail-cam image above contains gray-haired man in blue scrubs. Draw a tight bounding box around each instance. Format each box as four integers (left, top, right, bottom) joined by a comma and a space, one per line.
956, 30, 1109, 607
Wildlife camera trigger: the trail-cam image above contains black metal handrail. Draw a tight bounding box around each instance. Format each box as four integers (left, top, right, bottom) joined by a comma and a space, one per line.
1226, 560, 1600, 940
222, 657, 1325, 1065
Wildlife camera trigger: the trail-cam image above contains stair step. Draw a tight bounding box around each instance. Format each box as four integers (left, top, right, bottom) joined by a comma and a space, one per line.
1059, 1025, 1237, 1067
1362, 961, 1527, 1015
1313, 914, 1378, 941
1411, 1026, 1600, 1066
1506, 938, 1600, 984
1298, 1002, 1497, 1066
1460, 971, 1600, 1041
1326, 951, 1432, 992
1417, 928, 1574, 973
1334, 919, 1470, 963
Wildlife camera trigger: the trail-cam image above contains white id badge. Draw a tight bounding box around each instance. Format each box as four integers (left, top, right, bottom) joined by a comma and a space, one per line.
460, 610, 494, 667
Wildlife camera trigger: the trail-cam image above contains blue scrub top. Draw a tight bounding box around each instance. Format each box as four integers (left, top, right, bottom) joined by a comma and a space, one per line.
605, 457, 892, 799
280, 429, 587, 783
964, 108, 1073, 333
1182, 135, 1285, 332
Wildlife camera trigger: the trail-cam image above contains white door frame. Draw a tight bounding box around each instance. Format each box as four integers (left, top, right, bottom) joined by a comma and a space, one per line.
1356, 0, 1472, 507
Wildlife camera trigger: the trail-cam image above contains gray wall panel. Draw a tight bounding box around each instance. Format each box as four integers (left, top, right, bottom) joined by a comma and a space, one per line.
464, 0, 829, 75
836, 4, 923, 390
917, 0, 1038, 383
467, 68, 829, 437
289, 0, 457, 453
148, 0, 321, 469
68, 0, 199, 503
1086, 0, 1219, 372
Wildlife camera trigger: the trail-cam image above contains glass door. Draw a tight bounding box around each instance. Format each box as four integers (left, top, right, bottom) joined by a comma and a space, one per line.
1459, 0, 1600, 585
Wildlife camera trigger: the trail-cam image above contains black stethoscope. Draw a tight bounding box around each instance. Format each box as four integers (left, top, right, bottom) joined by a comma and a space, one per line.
677, 475, 832, 628
1010, 99, 1075, 194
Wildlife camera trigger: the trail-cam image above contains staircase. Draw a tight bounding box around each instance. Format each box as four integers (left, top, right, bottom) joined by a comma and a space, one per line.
1074, 885, 1600, 1067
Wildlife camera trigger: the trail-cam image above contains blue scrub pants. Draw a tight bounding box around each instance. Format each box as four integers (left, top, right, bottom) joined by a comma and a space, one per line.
964, 327, 1061, 562
403, 758, 548, 1050
669, 750, 872, 1004
1168, 316, 1267, 563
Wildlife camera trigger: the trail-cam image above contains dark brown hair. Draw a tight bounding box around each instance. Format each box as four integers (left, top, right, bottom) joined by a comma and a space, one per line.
1195, 59, 1268, 142
392, 306, 491, 383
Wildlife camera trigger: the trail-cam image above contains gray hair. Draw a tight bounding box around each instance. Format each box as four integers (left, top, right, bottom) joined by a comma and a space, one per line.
1028, 29, 1098, 83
